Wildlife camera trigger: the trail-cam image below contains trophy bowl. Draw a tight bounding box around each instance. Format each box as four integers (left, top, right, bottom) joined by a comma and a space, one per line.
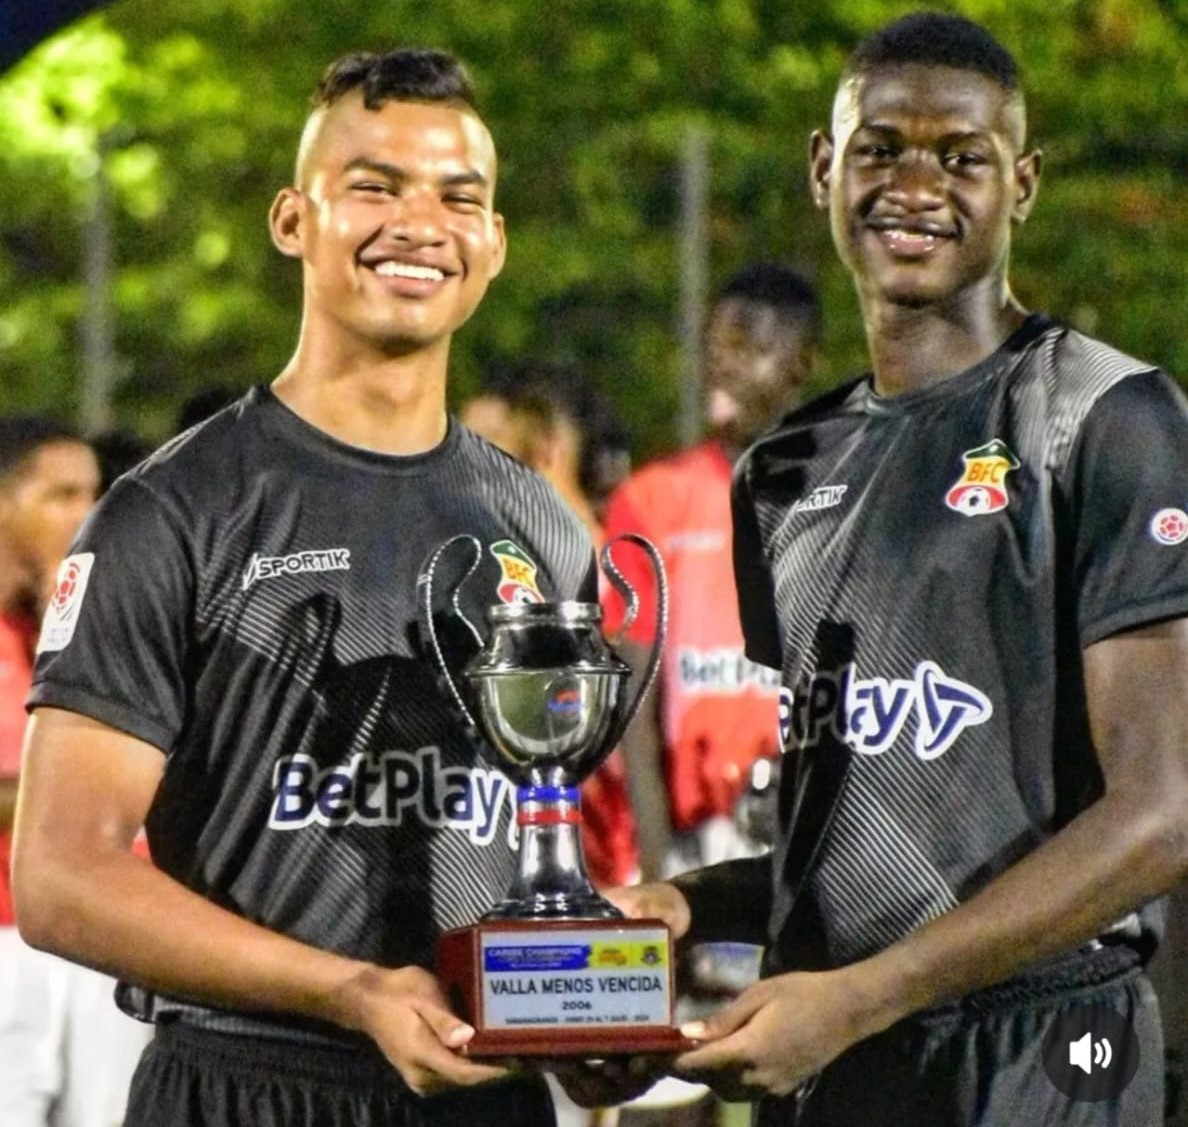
467, 602, 628, 776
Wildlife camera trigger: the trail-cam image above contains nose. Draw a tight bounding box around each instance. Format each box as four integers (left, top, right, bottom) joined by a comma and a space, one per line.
385, 189, 448, 245
883, 151, 945, 211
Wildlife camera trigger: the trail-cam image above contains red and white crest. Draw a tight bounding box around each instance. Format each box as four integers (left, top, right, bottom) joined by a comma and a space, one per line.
36, 552, 95, 653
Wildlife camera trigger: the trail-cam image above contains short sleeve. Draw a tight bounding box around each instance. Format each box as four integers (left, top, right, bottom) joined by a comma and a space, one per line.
732, 456, 782, 668
1068, 370, 1188, 645
29, 477, 194, 752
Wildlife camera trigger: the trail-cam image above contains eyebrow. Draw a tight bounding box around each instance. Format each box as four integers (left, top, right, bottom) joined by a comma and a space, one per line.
855, 124, 995, 144
342, 157, 490, 189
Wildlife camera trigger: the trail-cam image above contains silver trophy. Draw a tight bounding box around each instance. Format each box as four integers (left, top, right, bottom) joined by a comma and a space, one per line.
418, 532, 666, 921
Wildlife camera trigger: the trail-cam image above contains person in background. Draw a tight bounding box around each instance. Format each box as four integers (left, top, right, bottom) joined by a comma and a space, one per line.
461, 362, 631, 537
602, 263, 820, 885
461, 361, 639, 892
13, 48, 595, 1127
595, 263, 819, 1127
0, 414, 150, 1127
90, 428, 153, 495
609, 13, 1188, 1125
172, 386, 241, 437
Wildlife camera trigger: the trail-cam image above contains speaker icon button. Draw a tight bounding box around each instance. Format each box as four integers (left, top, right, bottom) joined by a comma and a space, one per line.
1069, 1030, 1112, 1074
1041, 1002, 1140, 1101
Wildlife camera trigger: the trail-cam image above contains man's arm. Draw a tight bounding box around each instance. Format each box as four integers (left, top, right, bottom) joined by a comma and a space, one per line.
13, 707, 512, 1095
604, 854, 772, 948
674, 617, 1188, 1098
0, 775, 16, 833
616, 639, 673, 881
857, 616, 1188, 1017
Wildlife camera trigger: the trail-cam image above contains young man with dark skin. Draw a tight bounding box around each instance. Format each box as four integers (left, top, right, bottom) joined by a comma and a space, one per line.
604, 13, 1188, 1125
13, 50, 595, 1126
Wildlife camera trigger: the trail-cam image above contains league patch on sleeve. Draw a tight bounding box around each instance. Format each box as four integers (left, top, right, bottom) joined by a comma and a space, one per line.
1149, 508, 1188, 546
36, 552, 95, 653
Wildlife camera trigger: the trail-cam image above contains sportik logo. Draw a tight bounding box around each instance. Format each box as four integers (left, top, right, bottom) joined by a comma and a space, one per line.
243, 548, 351, 591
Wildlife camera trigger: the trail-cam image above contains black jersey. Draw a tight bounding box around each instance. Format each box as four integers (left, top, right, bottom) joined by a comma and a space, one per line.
733, 315, 1188, 971
29, 386, 596, 1029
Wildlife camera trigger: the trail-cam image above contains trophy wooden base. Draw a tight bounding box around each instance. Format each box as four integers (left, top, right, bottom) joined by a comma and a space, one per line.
438, 916, 692, 1058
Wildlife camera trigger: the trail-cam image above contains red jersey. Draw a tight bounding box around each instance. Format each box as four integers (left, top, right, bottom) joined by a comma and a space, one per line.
579, 746, 637, 888
0, 609, 37, 927
602, 440, 780, 833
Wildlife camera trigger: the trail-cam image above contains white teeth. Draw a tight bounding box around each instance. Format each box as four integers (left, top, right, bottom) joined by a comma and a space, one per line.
374, 261, 445, 281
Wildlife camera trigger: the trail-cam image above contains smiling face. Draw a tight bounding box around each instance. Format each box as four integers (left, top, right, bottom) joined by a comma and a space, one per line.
270, 93, 506, 358
810, 63, 1039, 313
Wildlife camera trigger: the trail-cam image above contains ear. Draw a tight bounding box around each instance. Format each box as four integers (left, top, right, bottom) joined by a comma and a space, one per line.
269, 187, 305, 259
809, 130, 835, 212
487, 212, 508, 280
528, 430, 564, 477
1011, 148, 1042, 225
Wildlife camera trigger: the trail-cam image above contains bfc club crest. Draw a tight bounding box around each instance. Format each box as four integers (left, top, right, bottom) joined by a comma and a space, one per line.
944, 440, 1020, 517
490, 539, 545, 605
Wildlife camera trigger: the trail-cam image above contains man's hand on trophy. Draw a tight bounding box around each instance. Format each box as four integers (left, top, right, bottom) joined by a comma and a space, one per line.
601, 881, 691, 940
335, 964, 517, 1095
672, 969, 855, 1102
547, 1054, 671, 1109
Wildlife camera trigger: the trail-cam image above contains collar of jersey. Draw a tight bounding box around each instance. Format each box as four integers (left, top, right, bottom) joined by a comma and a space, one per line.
254, 384, 461, 475
854, 313, 1053, 417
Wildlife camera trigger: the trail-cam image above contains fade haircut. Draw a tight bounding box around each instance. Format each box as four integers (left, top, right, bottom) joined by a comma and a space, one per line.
844, 11, 1020, 93
0, 414, 83, 483
311, 48, 477, 113
296, 48, 482, 184
717, 263, 821, 339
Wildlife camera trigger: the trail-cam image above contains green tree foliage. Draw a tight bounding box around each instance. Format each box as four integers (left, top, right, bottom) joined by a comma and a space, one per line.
0, 0, 1185, 455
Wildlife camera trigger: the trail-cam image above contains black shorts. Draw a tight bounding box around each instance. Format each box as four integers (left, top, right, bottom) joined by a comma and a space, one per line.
123, 1022, 556, 1127
757, 948, 1164, 1127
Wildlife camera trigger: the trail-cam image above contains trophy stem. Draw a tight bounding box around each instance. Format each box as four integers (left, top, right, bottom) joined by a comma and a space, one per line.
484, 784, 622, 921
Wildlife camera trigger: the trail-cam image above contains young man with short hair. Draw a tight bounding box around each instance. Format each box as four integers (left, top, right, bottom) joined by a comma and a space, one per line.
14, 49, 594, 1126
608, 13, 1188, 1125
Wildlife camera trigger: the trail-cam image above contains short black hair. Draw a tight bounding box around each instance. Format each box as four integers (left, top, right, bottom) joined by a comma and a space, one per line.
716, 262, 821, 338
90, 427, 152, 493
312, 48, 477, 113
844, 11, 1019, 92
475, 360, 630, 500
0, 414, 83, 482
174, 386, 240, 436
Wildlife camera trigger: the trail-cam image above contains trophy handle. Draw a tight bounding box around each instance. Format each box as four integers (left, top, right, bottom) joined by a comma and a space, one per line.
417, 533, 485, 732
600, 532, 667, 748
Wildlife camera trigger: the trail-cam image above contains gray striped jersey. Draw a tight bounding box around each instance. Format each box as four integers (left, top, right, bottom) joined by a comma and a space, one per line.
732, 315, 1188, 970
30, 385, 596, 1034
